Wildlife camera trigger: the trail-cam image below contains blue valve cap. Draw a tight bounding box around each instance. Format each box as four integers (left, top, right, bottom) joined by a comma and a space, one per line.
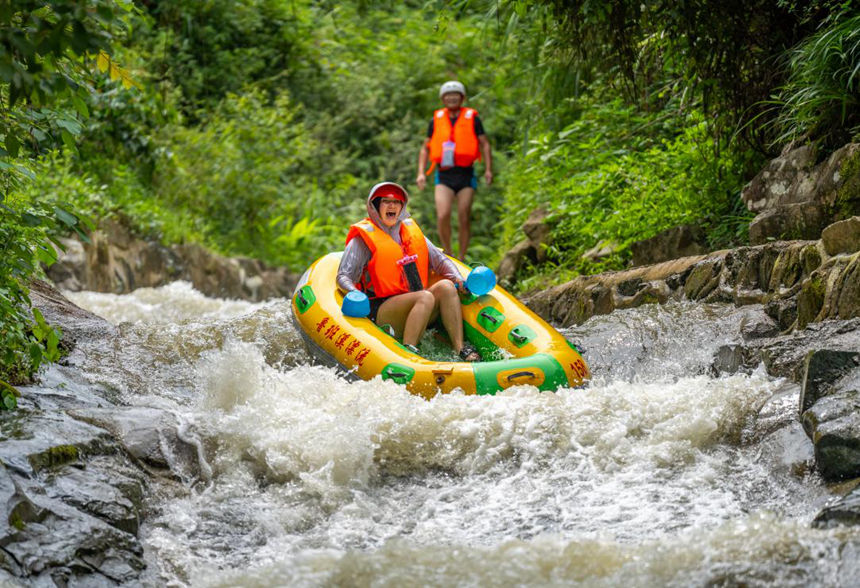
466, 266, 496, 296
342, 290, 370, 317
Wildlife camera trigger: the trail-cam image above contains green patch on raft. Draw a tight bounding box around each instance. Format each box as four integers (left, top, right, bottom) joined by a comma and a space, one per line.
472, 353, 569, 396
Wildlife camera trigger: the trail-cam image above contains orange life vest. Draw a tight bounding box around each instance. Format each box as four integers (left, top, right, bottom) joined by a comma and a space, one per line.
345, 218, 430, 298
427, 107, 481, 168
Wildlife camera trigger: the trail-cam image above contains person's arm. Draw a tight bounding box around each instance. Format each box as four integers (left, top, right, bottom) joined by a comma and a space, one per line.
416, 119, 434, 190
479, 134, 492, 186
416, 142, 429, 191
425, 237, 465, 287
336, 238, 371, 293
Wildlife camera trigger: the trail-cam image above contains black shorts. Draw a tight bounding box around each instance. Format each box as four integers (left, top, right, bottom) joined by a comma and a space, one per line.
435, 167, 477, 193
368, 296, 391, 322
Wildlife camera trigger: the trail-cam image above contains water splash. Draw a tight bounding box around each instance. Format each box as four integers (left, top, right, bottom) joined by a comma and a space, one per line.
62, 283, 856, 586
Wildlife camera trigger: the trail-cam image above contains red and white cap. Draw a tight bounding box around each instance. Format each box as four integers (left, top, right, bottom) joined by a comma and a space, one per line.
368, 181, 408, 203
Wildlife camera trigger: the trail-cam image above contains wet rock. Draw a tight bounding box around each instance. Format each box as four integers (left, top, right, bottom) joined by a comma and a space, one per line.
764, 297, 798, 332
496, 208, 551, 287
47, 238, 86, 292
45, 221, 298, 301
799, 350, 860, 413
521, 207, 551, 260
0, 438, 146, 583
28, 279, 116, 351
796, 274, 826, 330
0, 284, 152, 584
683, 259, 722, 300
631, 224, 708, 267
812, 484, 860, 528
749, 201, 830, 244
801, 390, 860, 481
712, 345, 750, 375
739, 311, 780, 340
819, 252, 860, 321
747, 318, 860, 381
69, 407, 204, 482
0, 477, 144, 583
742, 143, 818, 213
821, 216, 860, 256
45, 456, 146, 535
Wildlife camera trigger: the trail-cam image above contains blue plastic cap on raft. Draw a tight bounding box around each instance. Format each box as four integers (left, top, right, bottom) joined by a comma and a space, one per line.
465, 266, 496, 296
342, 290, 370, 317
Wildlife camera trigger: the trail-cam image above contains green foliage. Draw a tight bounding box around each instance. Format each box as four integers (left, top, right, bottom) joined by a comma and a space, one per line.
486, 0, 844, 152
152, 90, 357, 267
0, 379, 19, 410
502, 93, 753, 282
0, 190, 68, 383
771, 10, 860, 150
0, 0, 134, 164
0, 0, 131, 386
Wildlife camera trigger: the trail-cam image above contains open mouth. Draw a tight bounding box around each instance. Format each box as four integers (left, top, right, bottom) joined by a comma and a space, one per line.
385, 210, 398, 220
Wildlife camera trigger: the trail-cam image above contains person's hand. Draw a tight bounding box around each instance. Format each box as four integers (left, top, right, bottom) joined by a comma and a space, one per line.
416, 174, 426, 190
484, 169, 493, 186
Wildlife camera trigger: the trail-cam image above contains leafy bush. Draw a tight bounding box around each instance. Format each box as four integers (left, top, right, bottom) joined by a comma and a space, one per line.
771, 10, 860, 150
0, 191, 68, 384
152, 90, 358, 268
502, 93, 754, 283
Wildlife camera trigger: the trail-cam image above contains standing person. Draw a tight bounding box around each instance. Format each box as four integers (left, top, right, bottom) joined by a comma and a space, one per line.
416, 80, 493, 261
337, 182, 481, 361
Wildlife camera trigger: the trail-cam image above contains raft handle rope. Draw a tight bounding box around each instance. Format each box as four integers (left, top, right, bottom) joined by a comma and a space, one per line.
510, 332, 528, 343
297, 290, 308, 306
479, 310, 499, 324
506, 371, 537, 382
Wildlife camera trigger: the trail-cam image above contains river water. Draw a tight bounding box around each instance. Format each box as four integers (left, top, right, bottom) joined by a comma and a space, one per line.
63, 281, 859, 587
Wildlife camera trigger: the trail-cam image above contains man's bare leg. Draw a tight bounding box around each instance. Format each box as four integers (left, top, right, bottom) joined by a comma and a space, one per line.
455, 187, 475, 261
434, 184, 456, 255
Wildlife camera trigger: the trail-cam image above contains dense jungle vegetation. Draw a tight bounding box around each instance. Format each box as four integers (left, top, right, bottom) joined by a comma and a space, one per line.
2, 0, 858, 385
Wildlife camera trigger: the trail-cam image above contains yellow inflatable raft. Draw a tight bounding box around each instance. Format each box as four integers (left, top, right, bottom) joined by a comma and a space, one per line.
291, 252, 590, 399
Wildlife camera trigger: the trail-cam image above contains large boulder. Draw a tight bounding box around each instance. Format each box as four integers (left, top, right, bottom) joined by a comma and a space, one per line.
742, 143, 860, 245
799, 350, 860, 413
496, 208, 550, 286
821, 216, 860, 256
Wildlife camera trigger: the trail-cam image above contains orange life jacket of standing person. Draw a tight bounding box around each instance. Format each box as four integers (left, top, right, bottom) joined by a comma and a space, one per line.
345, 218, 430, 298
427, 107, 481, 168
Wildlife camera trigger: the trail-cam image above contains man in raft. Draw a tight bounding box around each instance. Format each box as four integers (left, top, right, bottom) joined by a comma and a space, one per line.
337, 182, 481, 361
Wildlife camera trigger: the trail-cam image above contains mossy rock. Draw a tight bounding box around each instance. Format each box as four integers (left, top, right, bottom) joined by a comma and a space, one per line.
835, 148, 860, 219
28, 444, 81, 471
800, 243, 823, 274
797, 275, 826, 329
684, 259, 721, 300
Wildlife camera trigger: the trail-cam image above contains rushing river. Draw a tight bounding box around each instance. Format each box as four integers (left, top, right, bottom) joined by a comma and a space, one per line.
62, 281, 859, 587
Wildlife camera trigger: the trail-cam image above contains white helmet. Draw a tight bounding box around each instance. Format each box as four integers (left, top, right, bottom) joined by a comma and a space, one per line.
439, 80, 466, 98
